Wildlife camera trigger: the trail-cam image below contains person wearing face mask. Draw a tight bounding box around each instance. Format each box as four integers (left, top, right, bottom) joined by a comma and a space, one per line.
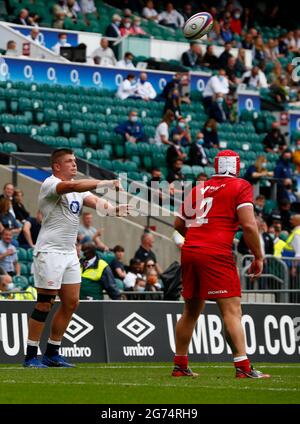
136, 72, 157, 101
188, 132, 209, 166
0, 269, 37, 300
105, 14, 122, 38
51, 33, 71, 55
116, 74, 138, 100
170, 117, 191, 147
202, 118, 219, 149
244, 155, 274, 185
277, 178, 298, 206
120, 17, 133, 37
166, 134, 187, 169
115, 110, 147, 143
263, 122, 287, 153
210, 94, 229, 123
79, 242, 121, 300
230, 8, 242, 35
274, 150, 294, 181
131, 17, 147, 36
116, 52, 135, 69
203, 69, 229, 115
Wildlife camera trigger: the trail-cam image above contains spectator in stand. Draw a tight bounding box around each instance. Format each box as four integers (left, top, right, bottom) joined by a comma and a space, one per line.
238, 216, 274, 258
0, 266, 13, 292
14, 8, 31, 25
230, 8, 242, 35
263, 122, 287, 153
28, 12, 41, 27
105, 14, 122, 38
181, 42, 203, 69
0, 229, 20, 277
115, 110, 147, 143
241, 33, 254, 50
154, 110, 175, 146
202, 45, 219, 70
235, 49, 248, 77
142, 1, 159, 22
254, 37, 267, 63
131, 17, 147, 36
265, 39, 280, 62
202, 118, 219, 149
170, 116, 191, 147
136, 72, 157, 101
91, 37, 116, 66
241, 7, 254, 31
274, 150, 294, 181
0, 198, 21, 238
208, 20, 223, 45
220, 21, 234, 44
158, 2, 184, 29
241, 66, 262, 89
12, 189, 30, 224
269, 61, 283, 85
269, 75, 289, 109
110, 245, 126, 280
80, 0, 98, 18
278, 33, 289, 56
244, 155, 273, 184
116, 51, 135, 69
167, 158, 185, 184
78, 212, 109, 251
166, 135, 187, 169
196, 172, 209, 182
292, 139, 300, 173
123, 258, 144, 291
210, 94, 230, 123
17, 210, 42, 249
120, 17, 133, 37
51, 33, 71, 55
53, 0, 67, 29
64, 0, 79, 23
254, 194, 267, 218
0, 183, 15, 217
79, 242, 121, 300
163, 87, 181, 117
182, 3, 193, 21
225, 56, 240, 84
271, 200, 293, 232
134, 231, 162, 274
26, 28, 43, 47
203, 68, 229, 114
188, 132, 209, 166
116, 74, 137, 100
3, 40, 19, 57
257, 61, 269, 89
218, 42, 233, 70
277, 178, 299, 207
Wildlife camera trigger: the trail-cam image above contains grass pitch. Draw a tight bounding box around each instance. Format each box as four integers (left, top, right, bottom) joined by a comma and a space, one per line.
0, 363, 299, 404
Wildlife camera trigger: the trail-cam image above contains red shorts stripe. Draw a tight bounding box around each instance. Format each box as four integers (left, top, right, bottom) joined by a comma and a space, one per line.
181, 247, 241, 300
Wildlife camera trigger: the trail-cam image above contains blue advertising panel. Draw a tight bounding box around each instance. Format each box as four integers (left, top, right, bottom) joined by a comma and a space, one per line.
10, 25, 79, 50
190, 72, 211, 92
0, 57, 174, 94
238, 90, 261, 115
289, 111, 300, 140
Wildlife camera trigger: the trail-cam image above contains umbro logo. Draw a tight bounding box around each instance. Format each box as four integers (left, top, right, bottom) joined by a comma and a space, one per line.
117, 312, 155, 343
64, 314, 94, 343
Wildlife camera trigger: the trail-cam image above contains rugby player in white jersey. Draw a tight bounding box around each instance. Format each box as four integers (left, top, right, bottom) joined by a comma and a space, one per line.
24, 148, 130, 368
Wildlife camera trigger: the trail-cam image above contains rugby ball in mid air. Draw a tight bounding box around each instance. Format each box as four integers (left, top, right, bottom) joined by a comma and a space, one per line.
183, 12, 214, 40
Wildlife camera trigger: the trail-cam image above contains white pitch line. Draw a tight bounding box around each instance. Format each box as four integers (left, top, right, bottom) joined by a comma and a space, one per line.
1, 379, 299, 392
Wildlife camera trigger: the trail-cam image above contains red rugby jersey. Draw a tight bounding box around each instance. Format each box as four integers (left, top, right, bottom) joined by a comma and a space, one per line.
178, 175, 254, 254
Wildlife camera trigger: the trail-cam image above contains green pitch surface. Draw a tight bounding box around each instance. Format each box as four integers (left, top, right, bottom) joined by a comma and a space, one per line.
0, 363, 299, 404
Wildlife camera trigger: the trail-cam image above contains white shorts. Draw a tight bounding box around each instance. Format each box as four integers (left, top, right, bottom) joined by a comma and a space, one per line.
33, 252, 81, 290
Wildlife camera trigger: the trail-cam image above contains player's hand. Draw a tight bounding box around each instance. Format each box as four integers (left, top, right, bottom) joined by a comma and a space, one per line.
115, 204, 134, 217
111, 179, 124, 191
247, 258, 264, 283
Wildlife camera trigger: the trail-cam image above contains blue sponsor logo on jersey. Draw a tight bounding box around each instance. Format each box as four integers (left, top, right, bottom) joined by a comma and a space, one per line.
70, 200, 80, 214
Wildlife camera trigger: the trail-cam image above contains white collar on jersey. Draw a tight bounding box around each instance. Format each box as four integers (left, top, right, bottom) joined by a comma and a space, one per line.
212, 174, 236, 178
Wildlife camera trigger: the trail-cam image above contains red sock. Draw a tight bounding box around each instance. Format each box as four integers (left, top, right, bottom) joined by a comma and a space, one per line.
174, 355, 188, 369
234, 358, 251, 373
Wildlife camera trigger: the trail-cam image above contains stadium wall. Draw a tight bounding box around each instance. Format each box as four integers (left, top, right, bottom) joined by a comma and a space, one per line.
0, 301, 299, 363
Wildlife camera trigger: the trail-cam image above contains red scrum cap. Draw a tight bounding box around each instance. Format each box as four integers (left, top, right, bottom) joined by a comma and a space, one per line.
214, 150, 240, 176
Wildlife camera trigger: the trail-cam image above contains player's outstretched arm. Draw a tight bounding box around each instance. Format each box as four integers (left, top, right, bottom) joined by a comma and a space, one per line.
56, 179, 123, 195
237, 205, 264, 281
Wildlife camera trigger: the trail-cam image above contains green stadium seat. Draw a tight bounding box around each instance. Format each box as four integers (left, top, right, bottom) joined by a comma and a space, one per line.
20, 262, 29, 276
12, 275, 29, 290
17, 248, 28, 262
2, 142, 17, 153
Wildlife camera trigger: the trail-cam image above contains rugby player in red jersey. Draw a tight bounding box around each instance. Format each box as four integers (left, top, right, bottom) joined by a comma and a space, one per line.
172, 150, 270, 379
